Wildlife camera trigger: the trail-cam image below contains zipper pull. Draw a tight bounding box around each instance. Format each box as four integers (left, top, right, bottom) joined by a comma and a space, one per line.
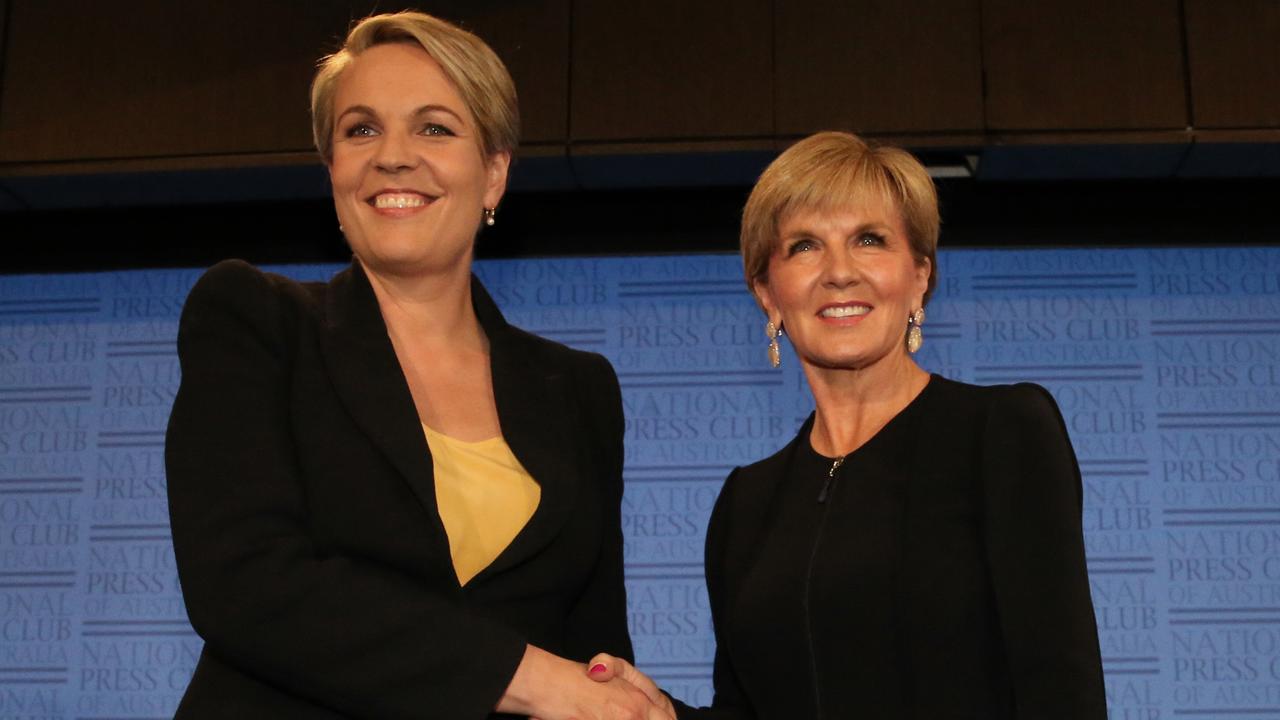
817, 456, 845, 503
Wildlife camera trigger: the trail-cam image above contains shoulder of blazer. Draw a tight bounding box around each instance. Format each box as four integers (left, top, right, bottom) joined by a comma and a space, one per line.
973, 379, 1078, 477
928, 377, 1081, 512
192, 258, 320, 299
475, 281, 614, 376
732, 412, 813, 488
178, 259, 321, 353
986, 381, 1066, 427
931, 376, 1067, 440
710, 413, 813, 545
926, 374, 1058, 411
903, 375, 1047, 443
190, 258, 328, 313
495, 320, 616, 384
471, 275, 622, 424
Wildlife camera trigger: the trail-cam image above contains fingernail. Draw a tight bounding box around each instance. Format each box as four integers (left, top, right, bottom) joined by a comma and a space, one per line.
588, 663, 607, 675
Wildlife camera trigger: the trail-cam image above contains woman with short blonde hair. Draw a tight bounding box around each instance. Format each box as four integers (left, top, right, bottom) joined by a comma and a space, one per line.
168, 10, 667, 720
739, 131, 940, 306
590, 131, 1105, 719
310, 11, 519, 163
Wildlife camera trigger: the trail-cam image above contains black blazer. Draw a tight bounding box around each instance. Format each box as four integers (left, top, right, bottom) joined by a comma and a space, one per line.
680, 376, 1106, 720
165, 260, 633, 719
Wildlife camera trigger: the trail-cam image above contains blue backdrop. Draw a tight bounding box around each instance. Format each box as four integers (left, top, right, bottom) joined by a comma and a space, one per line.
1, 247, 1279, 717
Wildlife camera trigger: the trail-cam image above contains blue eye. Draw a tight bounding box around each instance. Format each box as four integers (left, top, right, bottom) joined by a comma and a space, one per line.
344, 123, 377, 138
786, 239, 817, 256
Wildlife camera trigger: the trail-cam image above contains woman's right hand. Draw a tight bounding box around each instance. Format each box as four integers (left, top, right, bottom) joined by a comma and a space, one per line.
584, 653, 675, 718
498, 645, 675, 720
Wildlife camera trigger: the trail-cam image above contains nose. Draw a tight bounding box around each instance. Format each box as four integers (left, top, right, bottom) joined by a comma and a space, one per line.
373, 129, 419, 173
822, 246, 861, 288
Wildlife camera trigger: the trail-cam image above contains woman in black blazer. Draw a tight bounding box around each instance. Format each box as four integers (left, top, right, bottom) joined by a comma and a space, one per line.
589, 132, 1107, 718
165, 11, 668, 720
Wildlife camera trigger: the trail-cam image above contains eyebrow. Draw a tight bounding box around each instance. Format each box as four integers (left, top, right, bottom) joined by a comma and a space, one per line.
781, 220, 894, 239
852, 222, 894, 235
335, 104, 466, 125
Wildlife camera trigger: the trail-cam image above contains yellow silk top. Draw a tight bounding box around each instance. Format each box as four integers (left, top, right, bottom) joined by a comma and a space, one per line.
422, 424, 541, 585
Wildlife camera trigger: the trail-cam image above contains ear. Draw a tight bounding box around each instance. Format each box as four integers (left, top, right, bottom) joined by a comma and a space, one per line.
912, 256, 932, 309
752, 277, 781, 328
483, 151, 512, 209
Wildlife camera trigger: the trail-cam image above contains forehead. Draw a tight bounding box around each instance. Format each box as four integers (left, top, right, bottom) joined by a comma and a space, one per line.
334, 42, 468, 117
777, 193, 905, 236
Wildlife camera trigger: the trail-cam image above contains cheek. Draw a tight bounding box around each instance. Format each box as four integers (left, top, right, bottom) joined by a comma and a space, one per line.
328, 158, 359, 193
329, 140, 376, 186
778, 290, 809, 319
456, 158, 493, 195
871, 264, 920, 305
766, 265, 815, 313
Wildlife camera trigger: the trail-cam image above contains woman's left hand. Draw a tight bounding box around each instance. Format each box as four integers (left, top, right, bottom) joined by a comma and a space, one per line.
584, 653, 676, 717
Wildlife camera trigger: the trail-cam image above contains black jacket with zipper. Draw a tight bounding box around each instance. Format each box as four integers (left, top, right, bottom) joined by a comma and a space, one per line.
677, 375, 1107, 720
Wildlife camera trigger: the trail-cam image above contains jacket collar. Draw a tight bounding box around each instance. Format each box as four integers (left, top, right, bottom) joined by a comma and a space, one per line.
319, 260, 578, 584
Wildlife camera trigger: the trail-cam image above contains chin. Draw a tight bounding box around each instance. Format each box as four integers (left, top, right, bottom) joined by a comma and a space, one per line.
804, 345, 900, 372
802, 353, 868, 372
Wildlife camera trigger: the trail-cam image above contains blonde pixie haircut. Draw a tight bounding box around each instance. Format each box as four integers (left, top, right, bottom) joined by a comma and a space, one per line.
310, 10, 520, 164
741, 132, 940, 307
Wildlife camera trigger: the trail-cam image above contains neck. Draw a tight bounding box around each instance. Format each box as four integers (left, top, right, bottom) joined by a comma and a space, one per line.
359, 256, 487, 354
804, 353, 930, 458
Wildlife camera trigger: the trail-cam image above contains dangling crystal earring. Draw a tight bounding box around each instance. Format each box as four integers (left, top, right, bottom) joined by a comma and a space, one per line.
906, 308, 925, 354
766, 320, 782, 368
483, 207, 496, 226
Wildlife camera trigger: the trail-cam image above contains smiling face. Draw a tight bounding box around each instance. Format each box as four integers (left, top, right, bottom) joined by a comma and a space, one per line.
754, 196, 930, 373
328, 42, 509, 278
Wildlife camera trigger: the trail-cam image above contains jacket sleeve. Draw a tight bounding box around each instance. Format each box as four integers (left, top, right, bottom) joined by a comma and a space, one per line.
980, 383, 1107, 719
165, 261, 526, 719
671, 468, 757, 720
561, 352, 635, 663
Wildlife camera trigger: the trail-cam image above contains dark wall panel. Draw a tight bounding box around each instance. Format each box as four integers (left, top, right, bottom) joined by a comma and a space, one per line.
0, 0, 13, 213
982, 0, 1187, 130
776, 0, 983, 136
0, 0, 8, 93
5, 0, 1280, 186
0, 1, 568, 165
570, 0, 772, 141
1184, 0, 1280, 129
0, 0, 9, 144
0, 0, 352, 163
425, 0, 570, 144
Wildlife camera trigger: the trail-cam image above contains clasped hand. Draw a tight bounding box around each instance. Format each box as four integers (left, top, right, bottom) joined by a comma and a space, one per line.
500, 645, 675, 720
579, 652, 675, 720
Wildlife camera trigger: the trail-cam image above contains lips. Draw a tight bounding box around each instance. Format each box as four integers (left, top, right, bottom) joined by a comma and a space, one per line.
818, 303, 872, 319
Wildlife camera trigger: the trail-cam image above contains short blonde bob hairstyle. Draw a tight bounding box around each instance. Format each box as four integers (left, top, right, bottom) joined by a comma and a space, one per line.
310, 11, 519, 164
741, 132, 940, 307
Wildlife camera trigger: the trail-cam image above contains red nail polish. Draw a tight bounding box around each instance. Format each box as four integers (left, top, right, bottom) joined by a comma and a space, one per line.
588, 663, 607, 675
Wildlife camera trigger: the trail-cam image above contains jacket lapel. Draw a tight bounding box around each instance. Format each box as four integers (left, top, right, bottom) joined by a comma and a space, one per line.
317, 264, 452, 552
469, 278, 580, 582
318, 263, 580, 582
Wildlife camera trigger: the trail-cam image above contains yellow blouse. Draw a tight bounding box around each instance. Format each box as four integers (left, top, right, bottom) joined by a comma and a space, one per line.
422, 424, 541, 586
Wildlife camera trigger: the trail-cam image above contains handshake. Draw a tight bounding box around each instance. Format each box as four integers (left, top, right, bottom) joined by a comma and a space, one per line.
501, 646, 677, 720
583, 652, 675, 720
